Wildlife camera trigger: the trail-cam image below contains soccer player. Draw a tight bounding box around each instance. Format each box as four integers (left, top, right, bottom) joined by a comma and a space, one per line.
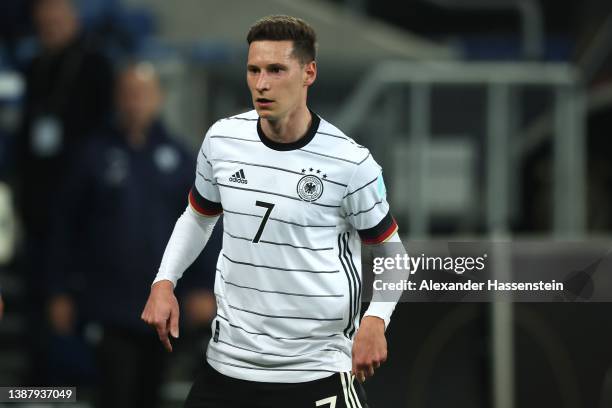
142, 15, 404, 407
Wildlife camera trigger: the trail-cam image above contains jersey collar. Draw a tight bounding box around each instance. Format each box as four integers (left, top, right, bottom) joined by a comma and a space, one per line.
257, 109, 320, 151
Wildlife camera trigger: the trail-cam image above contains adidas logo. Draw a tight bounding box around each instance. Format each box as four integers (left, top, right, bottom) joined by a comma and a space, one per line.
229, 169, 248, 184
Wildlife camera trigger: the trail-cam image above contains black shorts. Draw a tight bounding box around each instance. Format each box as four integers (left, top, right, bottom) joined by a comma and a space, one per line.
184, 362, 370, 408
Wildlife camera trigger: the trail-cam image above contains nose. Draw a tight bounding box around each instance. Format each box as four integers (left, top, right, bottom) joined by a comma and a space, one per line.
255, 72, 269, 93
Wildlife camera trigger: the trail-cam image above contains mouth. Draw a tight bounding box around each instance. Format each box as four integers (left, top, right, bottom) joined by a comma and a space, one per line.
256, 98, 274, 106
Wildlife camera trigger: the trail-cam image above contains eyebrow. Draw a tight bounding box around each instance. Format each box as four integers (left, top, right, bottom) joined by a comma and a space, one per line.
247, 63, 289, 70
267, 63, 287, 70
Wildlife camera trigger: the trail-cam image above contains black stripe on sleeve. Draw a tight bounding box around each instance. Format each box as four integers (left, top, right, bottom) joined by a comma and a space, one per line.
357, 152, 371, 165
344, 199, 384, 218
358, 212, 398, 244
343, 176, 377, 198
197, 171, 217, 185
199, 148, 213, 167
189, 186, 223, 216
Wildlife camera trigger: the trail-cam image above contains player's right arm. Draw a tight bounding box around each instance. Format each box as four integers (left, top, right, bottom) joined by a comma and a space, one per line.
141, 130, 223, 352
141, 205, 220, 351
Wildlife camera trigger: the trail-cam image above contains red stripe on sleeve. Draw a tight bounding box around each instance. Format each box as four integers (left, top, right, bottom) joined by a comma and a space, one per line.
361, 219, 398, 245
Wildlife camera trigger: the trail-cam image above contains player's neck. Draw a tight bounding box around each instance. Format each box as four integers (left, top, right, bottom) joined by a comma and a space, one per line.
260, 106, 312, 144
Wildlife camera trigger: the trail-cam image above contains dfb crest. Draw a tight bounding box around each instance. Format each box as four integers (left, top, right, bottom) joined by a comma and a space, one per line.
296, 175, 324, 202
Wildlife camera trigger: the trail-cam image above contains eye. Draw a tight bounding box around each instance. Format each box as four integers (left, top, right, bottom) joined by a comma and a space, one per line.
268, 65, 287, 74
247, 66, 259, 74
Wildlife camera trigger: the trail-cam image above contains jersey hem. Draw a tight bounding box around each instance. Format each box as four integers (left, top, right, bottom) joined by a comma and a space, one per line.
206, 355, 338, 383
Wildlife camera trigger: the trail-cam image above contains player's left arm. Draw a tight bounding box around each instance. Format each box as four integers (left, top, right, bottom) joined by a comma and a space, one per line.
342, 151, 407, 382
352, 231, 407, 382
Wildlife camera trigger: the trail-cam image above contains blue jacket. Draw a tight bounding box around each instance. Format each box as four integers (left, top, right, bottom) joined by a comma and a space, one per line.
46, 120, 220, 331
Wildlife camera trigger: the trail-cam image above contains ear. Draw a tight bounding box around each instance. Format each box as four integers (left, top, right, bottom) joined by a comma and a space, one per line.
303, 60, 317, 87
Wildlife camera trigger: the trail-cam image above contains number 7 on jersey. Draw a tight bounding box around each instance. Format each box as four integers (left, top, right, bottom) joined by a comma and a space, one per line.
253, 201, 275, 243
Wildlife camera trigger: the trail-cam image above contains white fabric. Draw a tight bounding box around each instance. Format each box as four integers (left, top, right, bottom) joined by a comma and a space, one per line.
153, 206, 219, 287
362, 232, 403, 329
186, 110, 399, 382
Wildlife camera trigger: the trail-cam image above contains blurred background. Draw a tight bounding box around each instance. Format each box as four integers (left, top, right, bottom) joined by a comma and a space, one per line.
0, 0, 611, 407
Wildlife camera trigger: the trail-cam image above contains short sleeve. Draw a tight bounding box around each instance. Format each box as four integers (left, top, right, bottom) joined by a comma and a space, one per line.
342, 153, 398, 244
189, 130, 223, 217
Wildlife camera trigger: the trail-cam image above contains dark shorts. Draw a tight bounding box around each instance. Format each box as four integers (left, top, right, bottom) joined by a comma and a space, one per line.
184, 362, 370, 408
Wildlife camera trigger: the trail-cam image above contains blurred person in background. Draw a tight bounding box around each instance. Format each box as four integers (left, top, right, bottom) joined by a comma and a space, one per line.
0, 0, 33, 67
45, 62, 219, 408
11, 0, 114, 383
14, 0, 114, 234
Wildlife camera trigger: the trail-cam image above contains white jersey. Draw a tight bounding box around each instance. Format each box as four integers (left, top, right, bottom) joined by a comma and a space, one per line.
189, 110, 398, 382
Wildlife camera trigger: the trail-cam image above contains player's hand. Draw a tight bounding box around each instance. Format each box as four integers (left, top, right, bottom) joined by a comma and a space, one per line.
48, 294, 76, 335
351, 316, 387, 383
141, 280, 180, 352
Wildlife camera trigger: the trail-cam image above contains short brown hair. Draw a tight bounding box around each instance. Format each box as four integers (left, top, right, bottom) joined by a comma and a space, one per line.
247, 15, 317, 64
